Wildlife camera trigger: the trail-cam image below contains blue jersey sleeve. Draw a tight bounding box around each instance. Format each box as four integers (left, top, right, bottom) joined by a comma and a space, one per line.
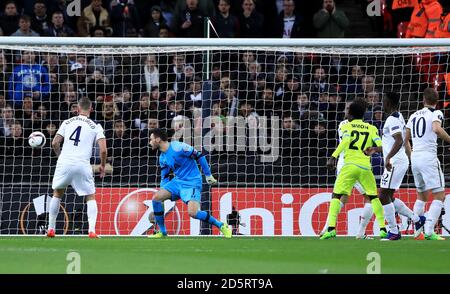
179, 142, 212, 177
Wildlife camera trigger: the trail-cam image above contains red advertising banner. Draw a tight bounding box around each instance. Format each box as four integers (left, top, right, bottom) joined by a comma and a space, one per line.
211, 188, 450, 236
96, 188, 191, 235
96, 187, 450, 236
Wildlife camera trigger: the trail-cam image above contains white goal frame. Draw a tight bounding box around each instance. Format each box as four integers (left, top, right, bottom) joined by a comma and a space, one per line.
1, 37, 450, 237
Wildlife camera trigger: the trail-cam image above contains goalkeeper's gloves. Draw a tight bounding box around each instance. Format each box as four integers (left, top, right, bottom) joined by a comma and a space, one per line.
206, 175, 218, 185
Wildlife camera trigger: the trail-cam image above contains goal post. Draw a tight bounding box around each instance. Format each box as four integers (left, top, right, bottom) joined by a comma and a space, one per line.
1, 37, 450, 236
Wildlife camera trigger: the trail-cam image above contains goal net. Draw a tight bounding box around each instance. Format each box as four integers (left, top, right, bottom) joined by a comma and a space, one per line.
1, 38, 450, 236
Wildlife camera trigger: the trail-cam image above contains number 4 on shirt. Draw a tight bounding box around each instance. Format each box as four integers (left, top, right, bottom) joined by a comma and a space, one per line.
69, 126, 82, 146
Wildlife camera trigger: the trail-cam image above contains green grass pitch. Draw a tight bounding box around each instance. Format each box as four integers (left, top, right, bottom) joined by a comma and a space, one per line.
0, 236, 449, 274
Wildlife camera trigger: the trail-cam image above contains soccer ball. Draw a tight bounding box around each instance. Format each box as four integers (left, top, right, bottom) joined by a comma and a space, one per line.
28, 131, 46, 148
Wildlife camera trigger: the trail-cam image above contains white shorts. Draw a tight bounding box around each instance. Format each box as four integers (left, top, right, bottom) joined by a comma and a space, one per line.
411, 154, 445, 193
337, 165, 366, 195
380, 160, 408, 190
52, 162, 95, 196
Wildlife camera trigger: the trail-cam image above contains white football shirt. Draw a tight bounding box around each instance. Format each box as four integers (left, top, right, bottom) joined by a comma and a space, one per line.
382, 112, 408, 162
56, 115, 105, 164
336, 119, 349, 172
406, 107, 444, 155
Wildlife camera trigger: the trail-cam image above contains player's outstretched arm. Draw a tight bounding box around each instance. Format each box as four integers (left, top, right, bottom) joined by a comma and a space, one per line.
180, 143, 217, 185
331, 131, 350, 159
328, 132, 350, 171
51, 134, 63, 157
432, 121, 450, 144
97, 138, 107, 179
196, 154, 217, 185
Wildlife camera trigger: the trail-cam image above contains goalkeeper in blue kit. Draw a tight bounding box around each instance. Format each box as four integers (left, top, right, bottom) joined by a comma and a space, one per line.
148, 128, 232, 238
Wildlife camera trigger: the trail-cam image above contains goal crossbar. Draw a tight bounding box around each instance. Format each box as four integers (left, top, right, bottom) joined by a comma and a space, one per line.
1, 37, 450, 55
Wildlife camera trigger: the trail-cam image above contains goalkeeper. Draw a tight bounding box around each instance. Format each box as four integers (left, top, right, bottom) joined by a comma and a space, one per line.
148, 128, 232, 238
321, 99, 387, 239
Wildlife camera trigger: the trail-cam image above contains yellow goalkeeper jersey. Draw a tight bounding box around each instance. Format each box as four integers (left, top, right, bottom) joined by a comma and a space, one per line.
331, 119, 382, 169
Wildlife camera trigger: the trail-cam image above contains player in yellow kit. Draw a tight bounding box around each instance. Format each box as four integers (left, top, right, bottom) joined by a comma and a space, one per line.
321, 99, 387, 239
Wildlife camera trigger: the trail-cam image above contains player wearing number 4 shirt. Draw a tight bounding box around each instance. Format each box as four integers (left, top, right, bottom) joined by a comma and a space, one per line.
405, 88, 450, 241
320, 99, 386, 240
365, 92, 425, 241
48, 97, 107, 239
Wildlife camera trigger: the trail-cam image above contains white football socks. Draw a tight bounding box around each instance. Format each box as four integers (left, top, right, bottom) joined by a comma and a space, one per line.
48, 197, 61, 230
87, 200, 98, 234
393, 198, 419, 223
424, 200, 443, 236
413, 199, 425, 217
357, 203, 374, 237
383, 203, 399, 234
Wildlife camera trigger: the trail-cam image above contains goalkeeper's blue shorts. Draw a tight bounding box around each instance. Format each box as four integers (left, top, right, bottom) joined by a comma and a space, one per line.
162, 179, 202, 204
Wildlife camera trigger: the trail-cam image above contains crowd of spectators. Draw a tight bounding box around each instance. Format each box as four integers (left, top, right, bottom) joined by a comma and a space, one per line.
1, 0, 449, 179
0, 43, 390, 173
0, 0, 352, 39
